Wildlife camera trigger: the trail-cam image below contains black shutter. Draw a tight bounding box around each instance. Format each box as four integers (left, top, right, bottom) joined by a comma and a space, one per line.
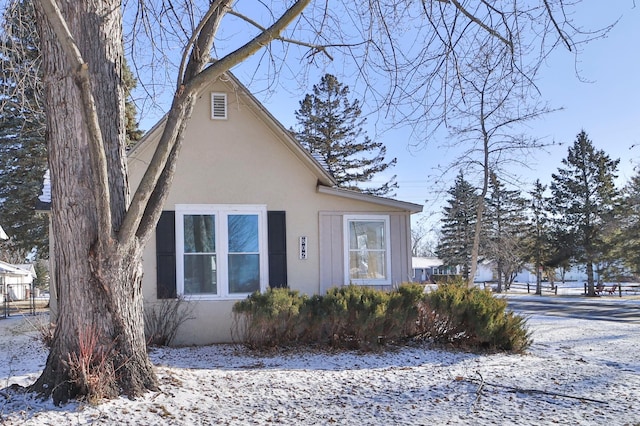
156, 211, 177, 299
267, 211, 287, 288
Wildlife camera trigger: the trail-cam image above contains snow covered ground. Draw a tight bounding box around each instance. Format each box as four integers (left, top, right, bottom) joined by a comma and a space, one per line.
1, 301, 639, 425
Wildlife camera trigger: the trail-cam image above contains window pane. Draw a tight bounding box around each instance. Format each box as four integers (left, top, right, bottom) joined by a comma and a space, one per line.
228, 214, 259, 252
349, 251, 386, 280
348, 221, 385, 250
184, 254, 217, 294
228, 254, 260, 294
184, 215, 215, 253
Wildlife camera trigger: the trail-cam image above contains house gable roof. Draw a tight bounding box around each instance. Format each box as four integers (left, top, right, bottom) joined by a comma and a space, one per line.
40, 73, 423, 215
0, 260, 33, 277
128, 72, 336, 187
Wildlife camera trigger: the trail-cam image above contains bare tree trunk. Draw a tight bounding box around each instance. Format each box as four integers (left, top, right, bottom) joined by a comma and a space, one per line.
467, 108, 490, 288
535, 266, 542, 295
468, 197, 485, 288
586, 261, 596, 296
32, 0, 156, 404
32, 242, 156, 403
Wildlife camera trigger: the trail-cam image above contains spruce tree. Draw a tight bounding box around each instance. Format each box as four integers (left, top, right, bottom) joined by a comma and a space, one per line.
522, 179, 553, 294
616, 171, 640, 277
0, 0, 48, 259
122, 61, 143, 147
549, 130, 620, 296
294, 74, 397, 196
436, 171, 478, 280
0, 2, 143, 260
482, 173, 528, 292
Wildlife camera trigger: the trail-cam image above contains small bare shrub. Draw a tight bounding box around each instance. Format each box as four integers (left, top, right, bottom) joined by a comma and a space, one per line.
65, 325, 117, 403
144, 297, 194, 346
23, 313, 55, 347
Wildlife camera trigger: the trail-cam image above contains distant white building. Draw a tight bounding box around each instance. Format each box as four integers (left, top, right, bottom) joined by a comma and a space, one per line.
411, 257, 459, 283
0, 261, 37, 302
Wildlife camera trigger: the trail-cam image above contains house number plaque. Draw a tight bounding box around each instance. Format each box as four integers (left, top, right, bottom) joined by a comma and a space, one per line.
299, 236, 308, 260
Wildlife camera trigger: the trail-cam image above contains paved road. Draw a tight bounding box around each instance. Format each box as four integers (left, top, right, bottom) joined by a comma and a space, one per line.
505, 295, 640, 323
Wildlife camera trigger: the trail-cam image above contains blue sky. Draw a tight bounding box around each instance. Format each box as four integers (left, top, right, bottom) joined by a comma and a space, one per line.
136, 2, 639, 233
256, 3, 637, 207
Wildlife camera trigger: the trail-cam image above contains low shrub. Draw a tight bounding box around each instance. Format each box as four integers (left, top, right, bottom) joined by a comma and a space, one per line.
385, 284, 430, 338
64, 325, 117, 403
424, 279, 531, 352
23, 313, 55, 347
232, 281, 531, 353
320, 285, 391, 348
234, 284, 429, 350
232, 288, 307, 349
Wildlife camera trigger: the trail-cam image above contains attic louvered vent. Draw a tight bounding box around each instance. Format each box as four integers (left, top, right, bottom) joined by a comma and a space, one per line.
211, 92, 227, 119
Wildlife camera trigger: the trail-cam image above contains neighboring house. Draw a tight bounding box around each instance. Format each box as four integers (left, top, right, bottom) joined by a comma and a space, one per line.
0, 260, 36, 302
411, 257, 453, 283
474, 259, 496, 283
46, 73, 422, 345
411, 257, 464, 283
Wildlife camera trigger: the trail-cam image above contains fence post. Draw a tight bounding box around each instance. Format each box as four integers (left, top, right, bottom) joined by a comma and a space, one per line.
619, 284, 622, 297
5, 284, 10, 317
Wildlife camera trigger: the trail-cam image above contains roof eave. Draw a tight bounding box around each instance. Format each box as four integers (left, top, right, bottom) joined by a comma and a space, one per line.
317, 185, 423, 213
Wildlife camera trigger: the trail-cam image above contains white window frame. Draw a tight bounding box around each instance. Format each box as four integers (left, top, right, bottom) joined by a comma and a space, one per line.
343, 214, 391, 285
176, 204, 268, 300
211, 92, 227, 120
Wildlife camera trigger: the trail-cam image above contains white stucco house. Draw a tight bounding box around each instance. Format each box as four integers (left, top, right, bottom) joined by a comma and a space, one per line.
130, 73, 423, 344
46, 73, 423, 345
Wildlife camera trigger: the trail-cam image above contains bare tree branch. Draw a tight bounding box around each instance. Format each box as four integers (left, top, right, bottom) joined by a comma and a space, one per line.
449, 0, 512, 49
227, 9, 334, 60
176, 0, 230, 90
543, 0, 573, 51
119, 0, 312, 245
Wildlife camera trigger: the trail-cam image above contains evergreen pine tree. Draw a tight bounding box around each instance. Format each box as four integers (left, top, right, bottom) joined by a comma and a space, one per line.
0, 2, 143, 259
0, 0, 48, 259
616, 171, 640, 277
293, 74, 397, 196
436, 171, 478, 280
549, 130, 620, 296
482, 172, 528, 292
122, 61, 143, 147
522, 179, 553, 294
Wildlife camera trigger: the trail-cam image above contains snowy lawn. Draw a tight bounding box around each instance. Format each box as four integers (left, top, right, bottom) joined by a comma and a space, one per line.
1, 305, 639, 425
